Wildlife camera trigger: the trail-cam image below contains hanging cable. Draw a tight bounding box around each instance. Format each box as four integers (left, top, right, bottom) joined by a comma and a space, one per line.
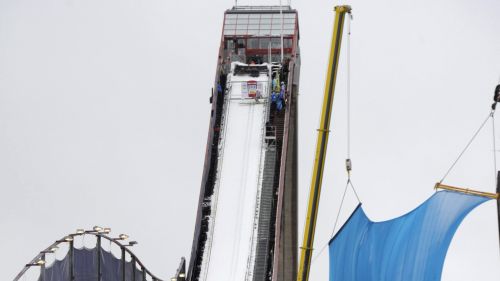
331, 180, 350, 237
343, 15, 363, 202
311, 242, 328, 264
311, 177, 361, 264
441, 84, 500, 185
348, 179, 361, 203
345, 13, 353, 180
440, 110, 493, 183
344, 12, 355, 185
346, 12, 352, 161
311, 180, 350, 263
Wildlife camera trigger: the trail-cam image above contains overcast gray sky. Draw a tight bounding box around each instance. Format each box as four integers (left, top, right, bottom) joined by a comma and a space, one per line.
1, 0, 499, 280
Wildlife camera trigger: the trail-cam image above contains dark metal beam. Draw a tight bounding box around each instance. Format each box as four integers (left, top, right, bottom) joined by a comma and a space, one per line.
497, 171, 500, 252
132, 257, 136, 281
121, 247, 126, 281
40, 253, 46, 281
97, 236, 101, 281
69, 240, 74, 281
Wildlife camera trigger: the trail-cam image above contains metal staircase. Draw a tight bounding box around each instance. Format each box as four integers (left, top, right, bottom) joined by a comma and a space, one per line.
252, 105, 286, 281
252, 145, 277, 281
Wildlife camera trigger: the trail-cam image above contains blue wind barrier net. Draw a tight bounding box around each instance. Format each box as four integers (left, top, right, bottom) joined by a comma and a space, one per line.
39, 247, 143, 281
329, 190, 491, 281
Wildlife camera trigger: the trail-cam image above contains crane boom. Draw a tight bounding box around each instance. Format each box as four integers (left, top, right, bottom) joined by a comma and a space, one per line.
297, 5, 351, 281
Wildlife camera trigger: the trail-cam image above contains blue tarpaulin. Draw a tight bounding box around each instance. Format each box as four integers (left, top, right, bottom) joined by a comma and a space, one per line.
329, 190, 491, 281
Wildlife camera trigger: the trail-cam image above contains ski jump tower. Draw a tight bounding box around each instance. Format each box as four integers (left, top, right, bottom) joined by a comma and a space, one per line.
186, 6, 301, 281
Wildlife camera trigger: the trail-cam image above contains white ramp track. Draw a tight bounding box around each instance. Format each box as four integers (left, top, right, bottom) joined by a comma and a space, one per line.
202, 72, 269, 281
206, 100, 264, 281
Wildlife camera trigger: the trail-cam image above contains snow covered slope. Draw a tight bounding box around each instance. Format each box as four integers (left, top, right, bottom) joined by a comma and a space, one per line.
201, 63, 271, 281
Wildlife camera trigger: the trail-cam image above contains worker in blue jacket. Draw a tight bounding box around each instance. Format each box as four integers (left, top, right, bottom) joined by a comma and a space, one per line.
276, 82, 286, 111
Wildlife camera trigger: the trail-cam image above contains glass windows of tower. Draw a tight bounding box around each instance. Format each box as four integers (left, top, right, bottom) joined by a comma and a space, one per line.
271, 38, 281, 49
259, 38, 271, 49
223, 12, 297, 36
226, 40, 234, 50
227, 37, 294, 51
237, 39, 245, 48
247, 38, 259, 49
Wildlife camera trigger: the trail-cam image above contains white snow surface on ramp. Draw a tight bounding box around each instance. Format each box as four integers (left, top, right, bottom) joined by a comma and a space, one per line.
203, 70, 269, 281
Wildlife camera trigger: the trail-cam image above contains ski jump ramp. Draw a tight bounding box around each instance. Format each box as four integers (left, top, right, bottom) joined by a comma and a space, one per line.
200, 63, 271, 281
187, 7, 301, 281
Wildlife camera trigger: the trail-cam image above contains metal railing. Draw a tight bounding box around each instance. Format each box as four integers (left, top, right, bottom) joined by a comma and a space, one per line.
13, 227, 163, 281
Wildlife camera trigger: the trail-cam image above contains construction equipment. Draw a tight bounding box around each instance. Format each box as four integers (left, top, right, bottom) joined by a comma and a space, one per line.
297, 5, 351, 281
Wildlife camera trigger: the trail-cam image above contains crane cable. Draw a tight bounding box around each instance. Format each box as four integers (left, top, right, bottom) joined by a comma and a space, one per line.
344, 14, 361, 203
344, 13, 361, 204
346, 12, 352, 164
344, 13, 361, 202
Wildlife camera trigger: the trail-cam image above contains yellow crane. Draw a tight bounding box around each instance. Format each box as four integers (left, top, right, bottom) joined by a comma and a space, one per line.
297, 5, 352, 281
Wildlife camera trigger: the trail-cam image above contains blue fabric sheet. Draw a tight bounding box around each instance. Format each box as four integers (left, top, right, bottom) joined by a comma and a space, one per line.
329, 190, 490, 281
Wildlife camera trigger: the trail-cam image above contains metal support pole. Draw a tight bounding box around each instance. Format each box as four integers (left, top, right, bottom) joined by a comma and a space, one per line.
121, 247, 126, 281
280, 0, 284, 62
497, 171, 500, 252
434, 182, 499, 199
69, 240, 74, 281
132, 257, 136, 281
141, 267, 146, 281
174, 257, 186, 281
40, 253, 46, 281
97, 236, 101, 281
